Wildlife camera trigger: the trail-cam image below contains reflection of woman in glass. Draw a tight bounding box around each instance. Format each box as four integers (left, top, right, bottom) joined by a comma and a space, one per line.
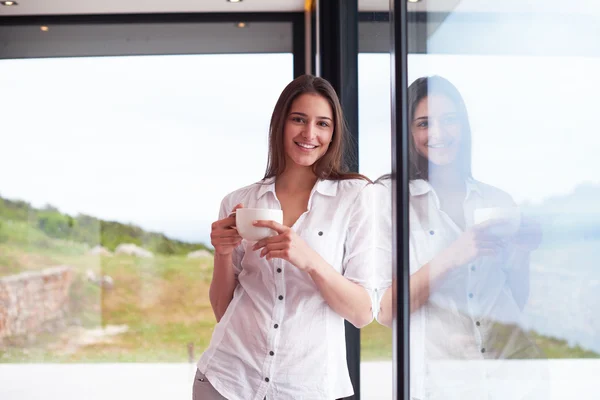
193, 75, 374, 400
376, 76, 544, 399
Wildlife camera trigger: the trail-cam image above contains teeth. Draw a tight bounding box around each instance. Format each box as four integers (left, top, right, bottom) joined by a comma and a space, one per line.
296, 142, 317, 149
428, 143, 448, 148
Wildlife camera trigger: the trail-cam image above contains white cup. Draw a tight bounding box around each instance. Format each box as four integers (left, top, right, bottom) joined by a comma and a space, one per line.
235, 208, 284, 241
473, 207, 521, 237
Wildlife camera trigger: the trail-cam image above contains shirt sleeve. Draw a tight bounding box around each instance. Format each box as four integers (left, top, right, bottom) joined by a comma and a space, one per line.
342, 183, 376, 292
218, 195, 243, 276
372, 181, 393, 322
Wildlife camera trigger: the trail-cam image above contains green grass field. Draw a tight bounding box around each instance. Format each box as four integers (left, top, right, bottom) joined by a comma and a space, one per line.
0, 217, 392, 363
0, 217, 594, 363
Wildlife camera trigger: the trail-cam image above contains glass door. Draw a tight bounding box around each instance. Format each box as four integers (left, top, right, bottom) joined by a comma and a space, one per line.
390, 1, 600, 399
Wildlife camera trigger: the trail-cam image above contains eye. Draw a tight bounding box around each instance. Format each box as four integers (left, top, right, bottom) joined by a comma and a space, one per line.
415, 120, 428, 129
318, 121, 330, 128
291, 116, 306, 124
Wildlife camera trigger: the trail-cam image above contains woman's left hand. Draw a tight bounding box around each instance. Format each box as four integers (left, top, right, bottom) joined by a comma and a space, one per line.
251, 220, 319, 272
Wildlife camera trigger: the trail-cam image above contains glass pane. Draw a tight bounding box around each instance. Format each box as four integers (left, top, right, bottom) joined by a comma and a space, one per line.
358, 12, 393, 400
0, 22, 293, 398
399, 1, 600, 399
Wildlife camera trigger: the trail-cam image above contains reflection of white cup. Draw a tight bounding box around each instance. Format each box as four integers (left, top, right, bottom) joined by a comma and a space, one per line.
473, 207, 521, 237
236, 208, 284, 241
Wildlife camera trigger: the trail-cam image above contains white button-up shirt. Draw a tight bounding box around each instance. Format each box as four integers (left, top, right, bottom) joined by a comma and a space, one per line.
375, 178, 546, 400
197, 177, 375, 400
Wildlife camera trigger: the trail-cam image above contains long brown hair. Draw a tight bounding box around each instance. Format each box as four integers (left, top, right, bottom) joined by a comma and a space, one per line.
408, 76, 472, 181
263, 74, 370, 182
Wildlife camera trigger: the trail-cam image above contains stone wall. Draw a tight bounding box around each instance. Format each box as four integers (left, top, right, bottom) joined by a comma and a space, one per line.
0, 266, 73, 340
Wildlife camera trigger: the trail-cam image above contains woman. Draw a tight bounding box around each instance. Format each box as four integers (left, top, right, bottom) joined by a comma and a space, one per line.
375, 76, 545, 399
193, 75, 375, 400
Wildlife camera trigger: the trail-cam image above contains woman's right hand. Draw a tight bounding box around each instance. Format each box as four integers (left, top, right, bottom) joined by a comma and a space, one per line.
439, 221, 506, 270
211, 204, 244, 256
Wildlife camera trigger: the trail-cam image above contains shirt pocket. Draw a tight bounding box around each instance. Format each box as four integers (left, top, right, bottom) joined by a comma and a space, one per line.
302, 227, 339, 271
409, 228, 446, 273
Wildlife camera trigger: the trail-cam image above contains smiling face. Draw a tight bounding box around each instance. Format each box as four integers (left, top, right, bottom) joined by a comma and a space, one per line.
283, 93, 334, 170
411, 94, 463, 167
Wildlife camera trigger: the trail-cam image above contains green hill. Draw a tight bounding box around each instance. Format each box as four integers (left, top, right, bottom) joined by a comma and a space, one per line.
0, 194, 210, 257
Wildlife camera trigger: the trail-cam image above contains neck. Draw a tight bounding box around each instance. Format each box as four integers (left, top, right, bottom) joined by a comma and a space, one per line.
276, 165, 318, 193
428, 164, 465, 193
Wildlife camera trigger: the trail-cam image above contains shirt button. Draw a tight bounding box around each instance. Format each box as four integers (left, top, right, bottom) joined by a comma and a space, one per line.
469, 293, 474, 299
265, 377, 270, 382
274, 324, 279, 329
318, 231, 323, 236
429, 230, 435, 235
278, 295, 284, 300
481, 348, 486, 353
277, 268, 282, 273
269, 351, 275, 356
471, 265, 476, 271
476, 321, 481, 326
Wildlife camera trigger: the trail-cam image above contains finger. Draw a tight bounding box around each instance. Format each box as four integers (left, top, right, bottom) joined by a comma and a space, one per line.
215, 215, 237, 229
252, 220, 287, 234
477, 241, 505, 252
213, 232, 242, 242
259, 242, 288, 258
216, 237, 243, 246
225, 204, 244, 225
473, 219, 509, 235
476, 238, 505, 247
227, 204, 244, 218
214, 229, 242, 239
252, 235, 283, 251
230, 203, 244, 215
264, 249, 288, 261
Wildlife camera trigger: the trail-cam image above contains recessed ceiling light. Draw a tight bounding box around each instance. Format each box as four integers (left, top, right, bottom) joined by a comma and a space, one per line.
1, 1, 19, 6
408, 0, 421, 3
236, 22, 247, 28
227, 0, 243, 3
40, 26, 49, 32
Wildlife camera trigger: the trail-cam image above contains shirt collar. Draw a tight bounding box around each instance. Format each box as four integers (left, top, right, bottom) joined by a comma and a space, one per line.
409, 179, 432, 197
314, 179, 338, 197
256, 177, 276, 200
465, 177, 483, 199
409, 177, 482, 198
256, 177, 338, 200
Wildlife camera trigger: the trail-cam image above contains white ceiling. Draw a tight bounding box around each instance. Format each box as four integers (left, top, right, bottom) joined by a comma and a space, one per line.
0, 0, 304, 16
1, 0, 591, 17
1, 0, 394, 16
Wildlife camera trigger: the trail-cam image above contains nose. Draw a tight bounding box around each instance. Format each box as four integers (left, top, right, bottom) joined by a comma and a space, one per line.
302, 122, 317, 140
428, 119, 443, 141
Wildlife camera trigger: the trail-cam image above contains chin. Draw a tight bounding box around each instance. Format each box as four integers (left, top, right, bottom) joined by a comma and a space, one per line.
289, 152, 324, 168
428, 158, 456, 166
293, 159, 318, 168
427, 151, 460, 166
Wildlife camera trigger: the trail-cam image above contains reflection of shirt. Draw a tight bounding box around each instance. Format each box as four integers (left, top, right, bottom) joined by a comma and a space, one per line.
197, 177, 375, 400
375, 178, 545, 400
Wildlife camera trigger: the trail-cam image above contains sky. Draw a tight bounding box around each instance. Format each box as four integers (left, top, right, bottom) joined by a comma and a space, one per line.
1, 16, 600, 246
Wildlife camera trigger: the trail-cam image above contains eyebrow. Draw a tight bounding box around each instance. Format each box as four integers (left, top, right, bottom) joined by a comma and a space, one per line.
289, 111, 332, 121
414, 112, 458, 121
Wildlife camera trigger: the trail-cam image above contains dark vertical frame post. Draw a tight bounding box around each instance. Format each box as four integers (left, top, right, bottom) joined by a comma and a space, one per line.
391, 0, 410, 399
292, 12, 307, 77
316, 0, 360, 398
317, 0, 360, 173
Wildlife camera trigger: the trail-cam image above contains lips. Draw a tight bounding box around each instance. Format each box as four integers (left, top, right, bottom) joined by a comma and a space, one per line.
295, 141, 318, 150
427, 141, 453, 149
